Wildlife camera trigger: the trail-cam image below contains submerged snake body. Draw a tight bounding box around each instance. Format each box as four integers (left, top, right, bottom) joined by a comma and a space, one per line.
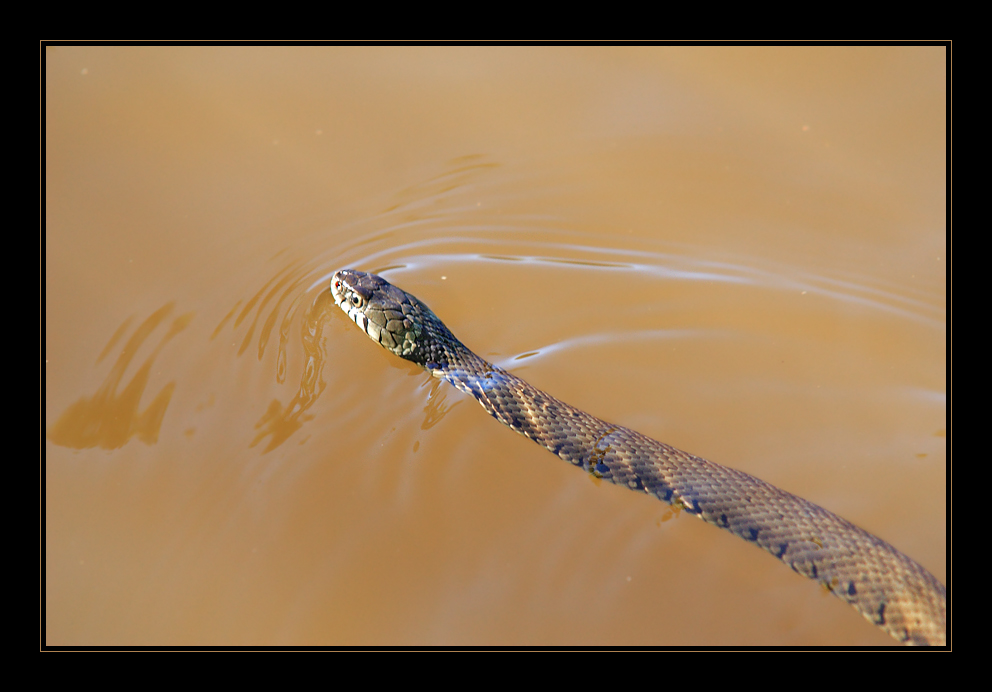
331, 269, 946, 645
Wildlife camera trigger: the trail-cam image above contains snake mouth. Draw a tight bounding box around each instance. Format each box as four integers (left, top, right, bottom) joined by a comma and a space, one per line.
331, 270, 371, 336
329, 270, 353, 309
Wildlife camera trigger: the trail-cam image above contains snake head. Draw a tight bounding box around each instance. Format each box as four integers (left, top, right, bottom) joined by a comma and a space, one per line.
332, 270, 497, 396
331, 269, 425, 360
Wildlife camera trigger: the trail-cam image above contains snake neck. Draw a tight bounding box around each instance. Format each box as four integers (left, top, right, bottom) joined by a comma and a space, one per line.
426, 340, 506, 395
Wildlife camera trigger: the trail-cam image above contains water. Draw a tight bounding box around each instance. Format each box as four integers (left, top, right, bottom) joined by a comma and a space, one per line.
46, 45, 946, 645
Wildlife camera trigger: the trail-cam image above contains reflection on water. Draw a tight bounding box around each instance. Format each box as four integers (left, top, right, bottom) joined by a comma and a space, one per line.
47, 303, 193, 450
247, 290, 337, 452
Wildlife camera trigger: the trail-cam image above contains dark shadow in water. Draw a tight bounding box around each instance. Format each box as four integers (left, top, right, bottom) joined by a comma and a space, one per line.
48, 303, 193, 450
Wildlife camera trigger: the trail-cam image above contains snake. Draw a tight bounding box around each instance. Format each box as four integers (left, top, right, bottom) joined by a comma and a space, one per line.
331, 268, 946, 645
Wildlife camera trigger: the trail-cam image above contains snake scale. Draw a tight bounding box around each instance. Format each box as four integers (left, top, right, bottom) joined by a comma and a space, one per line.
331, 269, 946, 645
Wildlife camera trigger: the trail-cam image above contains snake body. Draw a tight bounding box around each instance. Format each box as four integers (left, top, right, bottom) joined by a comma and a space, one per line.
331, 269, 946, 645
